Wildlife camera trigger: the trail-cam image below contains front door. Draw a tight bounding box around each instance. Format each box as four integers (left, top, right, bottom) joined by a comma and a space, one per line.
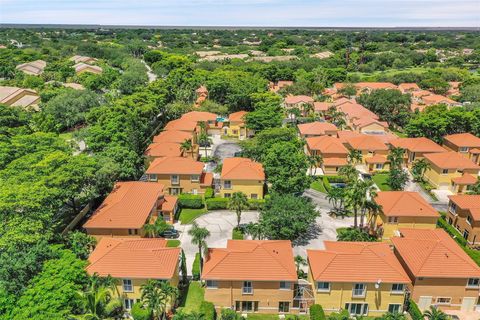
461, 297, 476, 311
418, 296, 432, 311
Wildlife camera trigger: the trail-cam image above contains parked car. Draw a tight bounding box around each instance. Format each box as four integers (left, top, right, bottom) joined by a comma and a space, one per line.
160, 228, 179, 239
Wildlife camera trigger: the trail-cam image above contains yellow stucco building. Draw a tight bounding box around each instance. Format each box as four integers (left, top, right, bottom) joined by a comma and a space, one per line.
219, 157, 265, 199
224, 111, 254, 139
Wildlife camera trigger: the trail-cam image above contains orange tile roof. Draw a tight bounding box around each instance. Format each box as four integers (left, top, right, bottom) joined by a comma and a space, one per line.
201, 172, 214, 186
336, 130, 362, 143
398, 83, 420, 92
308, 242, 410, 283
346, 135, 389, 151
451, 173, 478, 185
337, 103, 379, 121
181, 111, 217, 122
412, 90, 433, 98
160, 195, 178, 212
333, 97, 355, 106
164, 118, 198, 132
196, 85, 208, 94
365, 154, 388, 164
83, 182, 164, 229
313, 102, 332, 112
146, 157, 205, 175
470, 148, 480, 154
323, 157, 348, 166
87, 238, 180, 279
202, 240, 297, 281
284, 95, 314, 104
352, 117, 388, 129
421, 94, 459, 106
444, 133, 480, 148
144, 142, 183, 158
221, 157, 265, 180
298, 122, 338, 136
393, 229, 480, 278
390, 137, 446, 153
306, 136, 349, 154
449, 194, 480, 220
355, 82, 397, 90
228, 111, 248, 123
424, 152, 480, 170
152, 131, 193, 144
374, 191, 439, 218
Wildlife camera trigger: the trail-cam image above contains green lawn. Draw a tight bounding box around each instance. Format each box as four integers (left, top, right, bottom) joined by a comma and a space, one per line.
310, 179, 327, 193
371, 174, 392, 191
179, 208, 207, 224
167, 239, 180, 247
180, 281, 205, 313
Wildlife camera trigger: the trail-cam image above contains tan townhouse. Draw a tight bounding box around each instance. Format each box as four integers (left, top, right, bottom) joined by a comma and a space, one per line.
202, 240, 298, 315
344, 135, 390, 172
389, 137, 447, 166
0, 86, 40, 110
392, 228, 480, 312
305, 136, 349, 175
297, 121, 338, 138
284, 95, 314, 115
447, 195, 480, 244
16, 59, 46, 75
443, 133, 480, 165
219, 157, 265, 199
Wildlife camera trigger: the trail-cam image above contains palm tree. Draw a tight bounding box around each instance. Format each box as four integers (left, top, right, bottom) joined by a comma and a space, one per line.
289, 107, 302, 124
198, 131, 212, 159
180, 139, 193, 158
381, 312, 406, 320
326, 187, 344, 214
367, 201, 382, 235
227, 192, 249, 228
245, 222, 264, 240
141, 280, 178, 320
294, 255, 307, 274
388, 147, 405, 169
412, 158, 430, 182
188, 222, 210, 275
143, 219, 171, 238
308, 154, 322, 176
423, 306, 448, 320
338, 164, 358, 182
302, 103, 314, 117
344, 179, 376, 229
347, 149, 363, 165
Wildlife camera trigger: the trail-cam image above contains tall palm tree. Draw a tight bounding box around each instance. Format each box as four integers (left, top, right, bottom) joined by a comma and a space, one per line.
326, 187, 344, 214
294, 255, 307, 274
423, 306, 448, 320
143, 219, 171, 238
180, 139, 193, 158
344, 179, 376, 229
188, 222, 210, 275
302, 103, 314, 117
347, 149, 363, 165
366, 201, 382, 235
198, 132, 212, 159
141, 280, 178, 320
227, 192, 249, 228
388, 147, 405, 169
308, 154, 323, 176
412, 158, 430, 182
245, 222, 264, 240
338, 164, 358, 182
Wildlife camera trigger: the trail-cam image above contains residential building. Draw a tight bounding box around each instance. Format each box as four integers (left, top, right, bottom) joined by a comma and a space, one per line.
0, 86, 40, 110
451, 173, 479, 194
180, 111, 219, 135
335, 101, 379, 129
87, 237, 181, 311
284, 95, 314, 115
297, 122, 338, 138
373, 191, 439, 240
219, 157, 265, 199
202, 240, 298, 314
153, 130, 195, 144
146, 157, 212, 195
443, 133, 480, 165
307, 241, 410, 317
313, 102, 332, 116
305, 136, 349, 175
269, 80, 293, 93
70, 55, 98, 64
354, 82, 397, 94
351, 117, 388, 134
83, 182, 178, 237
164, 118, 198, 134
344, 135, 390, 172
224, 111, 253, 139
398, 83, 420, 93
392, 228, 480, 311
423, 152, 480, 190
73, 62, 103, 74
389, 137, 447, 166
16, 59, 46, 75
144, 142, 184, 164
447, 195, 480, 244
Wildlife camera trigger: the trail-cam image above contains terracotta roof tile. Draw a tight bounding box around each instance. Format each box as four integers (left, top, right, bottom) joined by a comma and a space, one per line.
390, 137, 446, 153
451, 173, 478, 185
181, 111, 217, 122
365, 154, 388, 164
444, 133, 480, 148
298, 122, 338, 136
346, 135, 389, 151
83, 182, 164, 229
306, 136, 349, 154
337, 103, 379, 121
308, 242, 410, 283
398, 83, 420, 92
313, 102, 332, 112
284, 95, 314, 104
374, 191, 439, 218
152, 131, 193, 144
221, 158, 265, 180
393, 229, 480, 278
146, 157, 205, 175
352, 117, 388, 129
87, 238, 180, 279
355, 82, 397, 90
160, 195, 178, 212
144, 142, 183, 158
424, 152, 480, 170
164, 118, 198, 132
202, 240, 297, 281
228, 111, 248, 123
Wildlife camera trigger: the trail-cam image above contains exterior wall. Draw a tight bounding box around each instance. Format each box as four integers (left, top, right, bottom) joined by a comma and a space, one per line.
225, 122, 254, 139
359, 150, 389, 164
308, 268, 407, 316
86, 228, 143, 240
150, 173, 205, 195
376, 214, 438, 240
219, 179, 264, 199
424, 165, 479, 189
358, 123, 387, 133
323, 165, 344, 176
404, 151, 434, 166
442, 140, 460, 153
367, 161, 390, 173
204, 280, 296, 314
446, 204, 480, 244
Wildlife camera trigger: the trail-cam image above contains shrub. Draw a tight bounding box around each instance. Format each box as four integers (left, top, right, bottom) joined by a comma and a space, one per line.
200, 301, 216, 320
437, 214, 468, 246
325, 175, 347, 183
178, 194, 204, 209
309, 304, 326, 320
192, 253, 201, 280
247, 199, 265, 210
407, 299, 423, 320
322, 176, 331, 191
220, 308, 241, 320
206, 197, 229, 210
204, 187, 214, 199
232, 228, 244, 240
131, 303, 152, 320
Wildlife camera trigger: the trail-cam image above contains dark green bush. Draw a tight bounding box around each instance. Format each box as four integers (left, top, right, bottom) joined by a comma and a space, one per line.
322, 176, 331, 191
204, 187, 214, 199
200, 301, 216, 320
232, 228, 244, 240
247, 199, 265, 210
206, 197, 229, 210
131, 303, 152, 320
407, 299, 423, 320
325, 175, 347, 183
309, 304, 326, 320
192, 253, 200, 280
178, 194, 204, 209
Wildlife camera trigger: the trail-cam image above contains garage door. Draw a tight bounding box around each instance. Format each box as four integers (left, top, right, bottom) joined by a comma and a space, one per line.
461, 297, 476, 311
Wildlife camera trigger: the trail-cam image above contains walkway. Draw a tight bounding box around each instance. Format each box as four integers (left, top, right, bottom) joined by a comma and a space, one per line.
141, 60, 157, 83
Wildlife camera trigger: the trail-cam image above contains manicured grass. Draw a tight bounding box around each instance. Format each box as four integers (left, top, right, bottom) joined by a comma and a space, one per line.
180, 281, 205, 313
232, 228, 244, 240
371, 173, 392, 191
179, 208, 207, 224
167, 239, 180, 247
310, 178, 327, 193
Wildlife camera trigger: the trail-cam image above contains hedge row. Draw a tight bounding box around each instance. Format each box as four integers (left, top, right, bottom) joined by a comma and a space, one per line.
192, 253, 201, 280
325, 175, 347, 183
309, 304, 326, 320
178, 194, 204, 209
205, 197, 266, 210
200, 301, 216, 320
204, 187, 214, 199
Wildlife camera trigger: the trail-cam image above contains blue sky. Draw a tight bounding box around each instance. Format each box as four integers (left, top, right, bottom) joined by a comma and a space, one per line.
1, 0, 479, 27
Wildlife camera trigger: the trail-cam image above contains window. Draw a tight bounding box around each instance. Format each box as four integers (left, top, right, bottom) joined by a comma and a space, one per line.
128, 229, 138, 235
251, 194, 258, 200
224, 193, 231, 198
442, 169, 449, 174
448, 217, 453, 225
123, 279, 133, 292
148, 174, 157, 181
191, 175, 200, 182
352, 283, 366, 297
467, 215, 473, 225
317, 282, 330, 292
279, 281, 290, 290
236, 301, 258, 312
171, 175, 179, 185
375, 164, 383, 170
242, 281, 253, 294
345, 303, 368, 316
436, 297, 451, 305
388, 216, 399, 224
388, 304, 402, 313
391, 283, 404, 293
124, 298, 134, 310
463, 230, 470, 240
224, 180, 232, 189
449, 202, 457, 214
467, 278, 480, 288
279, 302, 290, 313
206, 280, 218, 289
459, 147, 468, 152
192, 189, 198, 195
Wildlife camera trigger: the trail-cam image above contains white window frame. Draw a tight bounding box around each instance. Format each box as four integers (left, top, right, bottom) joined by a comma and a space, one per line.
223, 180, 232, 189
279, 281, 290, 290
191, 174, 200, 182
278, 301, 290, 313
391, 283, 405, 294
375, 163, 383, 170
459, 147, 468, 152
242, 281, 253, 294
352, 283, 366, 297
467, 215, 473, 225
123, 279, 133, 292
388, 216, 399, 224
317, 281, 331, 292
467, 278, 480, 288
449, 202, 457, 215
388, 304, 402, 314
206, 280, 218, 289
171, 174, 179, 185
148, 174, 157, 181
436, 297, 451, 305
442, 169, 449, 174
124, 298, 134, 310
345, 303, 369, 316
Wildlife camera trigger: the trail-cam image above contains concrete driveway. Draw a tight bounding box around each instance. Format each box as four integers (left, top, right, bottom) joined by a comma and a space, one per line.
174, 210, 259, 274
